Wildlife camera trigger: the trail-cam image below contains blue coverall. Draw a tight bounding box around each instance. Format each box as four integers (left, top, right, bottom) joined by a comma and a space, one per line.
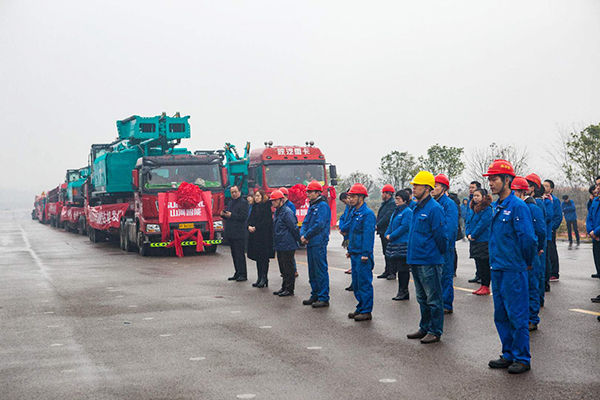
436, 194, 459, 311
300, 196, 331, 301
347, 202, 377, 314
534, 197, 548, 306
525, 197, 546, 326
490, 192, 537, 366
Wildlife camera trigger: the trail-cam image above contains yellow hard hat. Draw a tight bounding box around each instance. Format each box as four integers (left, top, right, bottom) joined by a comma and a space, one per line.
410, 171, 435, 189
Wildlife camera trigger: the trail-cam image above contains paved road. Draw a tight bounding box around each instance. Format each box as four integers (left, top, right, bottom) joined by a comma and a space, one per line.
1, 209, 599, 399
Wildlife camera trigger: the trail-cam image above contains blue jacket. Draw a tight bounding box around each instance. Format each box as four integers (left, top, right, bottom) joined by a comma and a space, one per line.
409, 199, 418, 210
460, 202, 468, 220
384, 204, 413, 245
273, 205, 300, 251
543, 197, 554, 239
489, 192, 537, 272
407, 196, 447, 265
376, 198, 396, 235
525, 197, 546, 252
586, 197, 600, 236
436, 194, 459, 250
347, 202, 376, 257
466, 205, 492, 243
285, 199, 297, 218
562, 199, 577, 222
300, 196, 331, 247
338, 204, 352, 238
551, 194, 563, 231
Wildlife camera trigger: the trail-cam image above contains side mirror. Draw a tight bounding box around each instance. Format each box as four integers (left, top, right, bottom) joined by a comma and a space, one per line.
132, 169, 139, 190
331, 178, 338, 186
221, 167, 229, 187
329, 165, 337, 180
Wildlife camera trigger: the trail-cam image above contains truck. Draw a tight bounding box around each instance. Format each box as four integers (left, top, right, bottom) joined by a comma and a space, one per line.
82, 113, 226, 256
46, 184, 66, 228
224, 141, 338, 226
59, 167, 89, 234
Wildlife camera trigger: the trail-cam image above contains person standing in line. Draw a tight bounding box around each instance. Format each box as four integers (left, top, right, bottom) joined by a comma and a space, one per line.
466, 188, 492, 295
588, 184, 597, 212
338, 192, 354, 290
512, 177, 546, 332
247, 190, 275, 288
222, 186, 249, 282
431, 174, 459, 315
484, 160, 536, 375
561, 195, 580, 249
404, 187, 418, 210
468, 181, 483, 283
406, 171, 447, 344
525, 173, 548, 307
376, 185, 397, 280
279, 187, 299, 277
541, 182, 554, 293
300, 181, 331, 308
543, 179, 563, 281
345, 183, 377, 321
460, 198, 468, 241
385, 189, 413, 301
587, 176, 600, 289
246, 193, 255, 218
271, 190, 300, 297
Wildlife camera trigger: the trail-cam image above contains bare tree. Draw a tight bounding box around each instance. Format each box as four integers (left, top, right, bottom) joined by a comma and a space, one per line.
338, 171, 375, 195
465, 143, 529, 186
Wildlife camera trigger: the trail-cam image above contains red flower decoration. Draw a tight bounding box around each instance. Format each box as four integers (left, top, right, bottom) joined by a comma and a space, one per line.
176, 182, 202, 209
288, 184, 307, 207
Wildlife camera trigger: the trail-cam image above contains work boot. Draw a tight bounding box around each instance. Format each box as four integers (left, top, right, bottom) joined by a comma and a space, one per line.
377, 273, 389, 279
507, 362, 531, 374
354, 313, 372, 322
528, 323, 538, 331
420, 334, 440, 344
311, 300, 329, 308
468, 276, 481, 283
392, 291, 409, 301
407, 330, 427, 339
488, 357, 513, 369
273, 289, 284, 295
345, 285, 354, 291
302, 297, 318, 306
444, 309, 453, 314
278, 291, 294, 297
348, 311, 358, 319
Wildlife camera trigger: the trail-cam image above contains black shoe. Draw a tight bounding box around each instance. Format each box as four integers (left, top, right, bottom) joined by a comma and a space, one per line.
278, 291, 294, 297
597, 315, 600, 322
591, 296, 600, 303
256, 279, 268, 288
228, 275, 239, 281
386, 274, 396, 280
392, 291, 409, 301
236, 276, 247, 282
273, 289, 284, 295
489, 357, 513, 369
345, 285, 354, 291
354, 312, 372, 321
348, 311, 357, 319
377, 273, 389, 279
528, 323, 538, 331
444, 309, 453, 314
302, 297, 318, 306
592, 274, 599, 278
508, 362, 531, 374
420, 334, 440, 344
407, 330, 427, 339
545, 283, 550, 292
311, 300, 329, 308
252, 279, 260, 287
468, 276, 481, 283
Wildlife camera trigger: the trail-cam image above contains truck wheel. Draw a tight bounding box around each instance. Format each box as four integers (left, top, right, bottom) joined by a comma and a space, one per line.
119, 223, 126, 250
204, 245, 217, 254
90, 228, 103, 243
64, 222, 70, 232
138, 232, 150, 256
78, 218, 87, 236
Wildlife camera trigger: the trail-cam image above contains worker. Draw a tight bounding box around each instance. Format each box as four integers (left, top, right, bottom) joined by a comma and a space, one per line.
385, 189, 413, 301
376, 184, 397, 280
587, 176, 600, 302
466, 188, 492, 295
525, 173, 548, 307
338, 192, 354, 290
543, 180, 563, 281
512, 177, 546, 331
271, 190, 300, 297
406, 171, 447, 344
467, 181, 483, 283
541, 180, 554, 293
279, 187, 298, 277
484, 160, 537, 374
404, 187, 418, 210
345, 183, 377, 321
300, 180, 331, 308
431, 174, 459, 314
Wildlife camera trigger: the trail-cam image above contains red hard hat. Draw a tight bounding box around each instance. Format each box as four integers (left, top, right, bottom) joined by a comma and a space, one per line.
511, 176, 529, 191
381, 184, 395, 193
306, 180, 323, 192
434, 174, 450, 188
482, 159, 516, 177
278, 187, 289, 195
347, 183, 369, 197
525, 173, 542, 189
270, 190, 285, 200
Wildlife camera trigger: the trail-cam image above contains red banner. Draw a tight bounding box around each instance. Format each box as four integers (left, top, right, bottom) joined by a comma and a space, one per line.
157, 190, 214, 248
60, 207, 85, 223
47, 202, 62, 216
87, 203, 130, 230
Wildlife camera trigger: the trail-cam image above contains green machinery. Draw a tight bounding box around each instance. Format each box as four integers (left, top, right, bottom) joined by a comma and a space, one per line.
223, 142, 250, 197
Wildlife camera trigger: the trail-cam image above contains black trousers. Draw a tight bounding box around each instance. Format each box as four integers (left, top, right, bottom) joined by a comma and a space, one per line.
380, 236, 391, 275
474, 257, 491, 287
547, 231, 560, 279
566, 220, 580, 244
229, 239, 247, 278
593, 240, 600, 277
389, 256, 410, 293
256, 258, 270, 281
277, 250, 296, 292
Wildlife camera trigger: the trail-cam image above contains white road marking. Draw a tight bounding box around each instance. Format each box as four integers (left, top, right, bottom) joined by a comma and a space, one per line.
160, 334, 173, 337
307, 346, 322, 350
47, 325, 60, 328
570, 308, 600, 316
379, 378, 397, 383
230, 311, 242, 314
259, 326, 272, 329
61, 369, 76, 373
44, 311, 55, 314
50, 343, 64, 347
128, 305, 138, 308
143, 317, 154, 320
190, 357, 206, 361
236, 395, 256, 399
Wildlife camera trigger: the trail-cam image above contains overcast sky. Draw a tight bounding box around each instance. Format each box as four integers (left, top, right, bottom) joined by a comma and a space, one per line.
1, 0, 599, 207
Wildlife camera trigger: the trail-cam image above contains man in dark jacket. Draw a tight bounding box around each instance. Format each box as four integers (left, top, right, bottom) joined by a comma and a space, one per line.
271, 190, 300, 297
562, 195, 579, 248
544, 180, 563, 281
222, 186, 249, 282
376, 185, 397, 280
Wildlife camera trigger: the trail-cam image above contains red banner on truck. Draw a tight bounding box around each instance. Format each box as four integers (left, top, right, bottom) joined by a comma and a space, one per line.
87, 204, 130, 230
60, 207, 85, 223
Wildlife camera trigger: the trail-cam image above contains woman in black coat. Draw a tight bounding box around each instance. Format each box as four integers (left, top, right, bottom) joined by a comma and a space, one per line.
247, 190, 275, 288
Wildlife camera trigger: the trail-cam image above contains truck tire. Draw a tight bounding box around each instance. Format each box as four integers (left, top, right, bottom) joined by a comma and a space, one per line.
90, 228, 103, 243
119, 223, 126, 250
78, 218, 87, 236
204, 245, 217, 254
137, 232, 150, 256
64, 222, 70, 233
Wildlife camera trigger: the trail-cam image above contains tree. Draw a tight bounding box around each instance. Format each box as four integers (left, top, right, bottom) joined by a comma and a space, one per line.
418, 144, 465, 181
558, 123, 600, 186
378, 151, 419, 190
338, 171, 375, 195
465, 142, 529, 184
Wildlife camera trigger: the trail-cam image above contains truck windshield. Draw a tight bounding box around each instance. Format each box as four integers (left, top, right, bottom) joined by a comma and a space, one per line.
144, 164, 221, 190
264, 163, 325, 187
67, 171, 80, 182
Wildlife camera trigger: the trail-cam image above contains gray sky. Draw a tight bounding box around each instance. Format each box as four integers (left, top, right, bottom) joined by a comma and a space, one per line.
1, 0, 599, 207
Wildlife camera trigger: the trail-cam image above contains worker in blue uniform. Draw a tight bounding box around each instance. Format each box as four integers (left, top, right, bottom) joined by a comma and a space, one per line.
338, 192, 354, 291
525, 173, 548, 307
544, 179, 563, 281
512, 177, 546, 332
406, 171, 447, 344
345, 183, 377, 321
431, 174, 459, 314
484, 160, 537, 374
300, 180, 331, 308
279, 187, 298, 276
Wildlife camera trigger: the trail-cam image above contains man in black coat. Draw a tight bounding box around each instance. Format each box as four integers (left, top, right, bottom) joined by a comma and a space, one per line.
221, 186, 249, 282
376, 185, 397, 279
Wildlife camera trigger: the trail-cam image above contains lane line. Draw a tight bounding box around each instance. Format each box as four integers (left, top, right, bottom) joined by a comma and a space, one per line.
570, 309, 600, 316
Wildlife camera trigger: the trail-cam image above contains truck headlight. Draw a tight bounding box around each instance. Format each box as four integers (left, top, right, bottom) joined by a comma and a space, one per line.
146, 224, 161, 233
213, 220, 223, 230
